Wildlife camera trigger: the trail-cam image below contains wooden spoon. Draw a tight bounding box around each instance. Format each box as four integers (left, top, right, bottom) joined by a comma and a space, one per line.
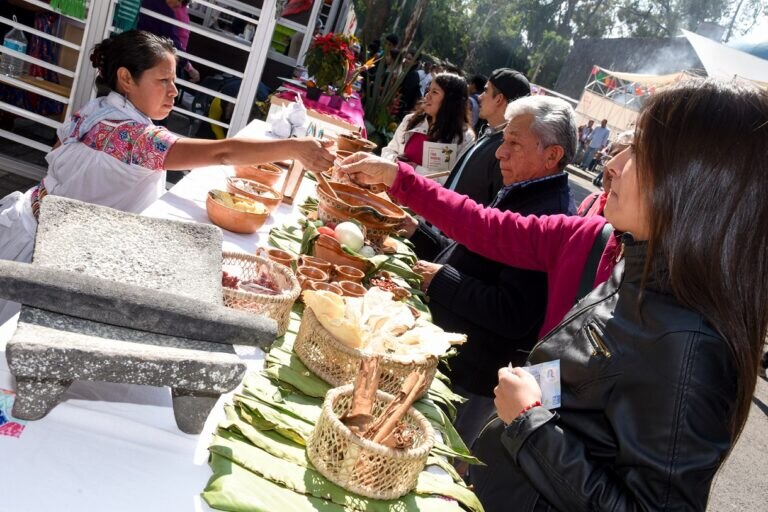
312, 170, 341, 201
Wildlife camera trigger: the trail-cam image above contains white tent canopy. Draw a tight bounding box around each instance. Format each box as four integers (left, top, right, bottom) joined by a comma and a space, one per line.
683, 29, 768, 88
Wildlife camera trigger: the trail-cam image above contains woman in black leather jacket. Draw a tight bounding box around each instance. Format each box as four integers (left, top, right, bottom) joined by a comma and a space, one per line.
469, 79, 768, 511
340, 79, 768, 511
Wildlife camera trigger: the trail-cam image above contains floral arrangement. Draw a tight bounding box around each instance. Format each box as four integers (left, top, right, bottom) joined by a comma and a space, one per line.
304, 33, 376, 98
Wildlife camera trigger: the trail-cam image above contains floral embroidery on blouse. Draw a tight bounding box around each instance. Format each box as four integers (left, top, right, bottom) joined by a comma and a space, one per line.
81, 121, 178, 171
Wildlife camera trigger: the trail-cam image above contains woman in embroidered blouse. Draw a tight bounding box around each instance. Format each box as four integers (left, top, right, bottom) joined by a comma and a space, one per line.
381, 72, 475, 181
0, 30, 335, 266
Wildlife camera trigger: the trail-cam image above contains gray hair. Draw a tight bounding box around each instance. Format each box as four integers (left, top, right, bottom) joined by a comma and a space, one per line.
504, 96, 577, 171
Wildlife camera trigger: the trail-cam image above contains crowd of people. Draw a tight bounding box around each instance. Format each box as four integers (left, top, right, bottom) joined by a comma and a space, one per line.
1, 23, 768, 512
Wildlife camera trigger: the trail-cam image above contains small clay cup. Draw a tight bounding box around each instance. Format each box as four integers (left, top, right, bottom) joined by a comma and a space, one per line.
333, 265, 365, 283
309, 281, 343, 295
299, 254, 332, 274
297, 265, 329, 290
257, 247, 296, 271
338, 280, 366, 298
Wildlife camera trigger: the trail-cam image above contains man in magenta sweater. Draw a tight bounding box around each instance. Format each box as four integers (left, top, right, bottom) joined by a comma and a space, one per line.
340, 152, 623, 338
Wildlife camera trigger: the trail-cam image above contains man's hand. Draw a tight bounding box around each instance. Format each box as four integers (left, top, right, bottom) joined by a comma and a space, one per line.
494, 366, 542, 424
396, 214, 419, 238
338, 152, 399, 187
413, 260, 442, 292
292, 138, 336, 172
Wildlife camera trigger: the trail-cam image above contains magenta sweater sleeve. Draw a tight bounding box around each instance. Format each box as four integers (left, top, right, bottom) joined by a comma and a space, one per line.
391, 162, 592, 273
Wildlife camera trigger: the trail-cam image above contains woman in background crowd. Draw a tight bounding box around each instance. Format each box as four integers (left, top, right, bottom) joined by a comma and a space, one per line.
577, 130, 634, 217
382, 72, 475, 181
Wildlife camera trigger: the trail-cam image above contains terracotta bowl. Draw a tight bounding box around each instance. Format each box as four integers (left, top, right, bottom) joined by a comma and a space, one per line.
233, 163, 285, 186
316, 182, 406, 245
309, 281, 343, 295
333, 265, 365, 283
338, 280, 366, 298
256, 247, 296, 270
226, 177, 283, 212
297, 265, 329, 291
299, 254, 333, 274
336, 133, 377, 153
314, 234, 373, 273
206, 190, 269, 234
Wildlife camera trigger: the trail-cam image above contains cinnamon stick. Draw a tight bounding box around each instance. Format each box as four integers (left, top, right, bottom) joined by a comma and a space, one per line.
366, 371, 427, 444
340, 357, 380, 434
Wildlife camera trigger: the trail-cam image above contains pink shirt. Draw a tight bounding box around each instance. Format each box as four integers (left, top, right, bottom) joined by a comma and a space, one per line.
577, 191, 608, 217
402, 132, 428, 166
173, 6, 190, 51
390, 162, 622, 337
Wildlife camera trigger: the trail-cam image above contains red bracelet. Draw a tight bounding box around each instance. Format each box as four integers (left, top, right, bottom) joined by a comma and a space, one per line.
517, 401, 542, 418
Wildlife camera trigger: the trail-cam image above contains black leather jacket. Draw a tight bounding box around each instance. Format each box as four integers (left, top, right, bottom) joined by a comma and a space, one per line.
470, 237, 737, 511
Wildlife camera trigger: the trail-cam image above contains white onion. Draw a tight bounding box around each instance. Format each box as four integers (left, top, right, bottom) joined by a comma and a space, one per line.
334, 222, 365, 251
359, 245, 376, 258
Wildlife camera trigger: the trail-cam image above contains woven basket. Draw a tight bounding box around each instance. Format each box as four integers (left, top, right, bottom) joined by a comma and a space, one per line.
222, 252, 300, 336
294, 308, 438, 398
307, 385, 434, 500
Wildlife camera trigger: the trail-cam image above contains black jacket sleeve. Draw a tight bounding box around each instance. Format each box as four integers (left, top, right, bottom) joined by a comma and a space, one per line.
409, 220, 452, 262
427, 263, 546, 340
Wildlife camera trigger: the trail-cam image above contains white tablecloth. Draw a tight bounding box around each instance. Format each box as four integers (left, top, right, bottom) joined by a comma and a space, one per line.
0, 120, 315, 511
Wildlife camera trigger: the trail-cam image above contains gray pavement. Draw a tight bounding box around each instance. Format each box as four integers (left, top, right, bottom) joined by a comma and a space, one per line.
566, 167, 768, 510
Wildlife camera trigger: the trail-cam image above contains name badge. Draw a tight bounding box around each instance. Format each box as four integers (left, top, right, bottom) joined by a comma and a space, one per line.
522, 360, 561, 409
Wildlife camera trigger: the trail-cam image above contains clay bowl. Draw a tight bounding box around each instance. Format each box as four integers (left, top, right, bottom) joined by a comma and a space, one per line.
233, 163, 285, 186
226, 177, 283, 212
314, 234, 373, 273
206, 190, 269, 234
299, 254, 333, 274
256, 247, 296, 270
333, 265, 365, 283
336, 133, 377, 153
316, 182, 406, 245
297, 265, 329, 291
338, 280, 367, 298
309, 281, 343, 295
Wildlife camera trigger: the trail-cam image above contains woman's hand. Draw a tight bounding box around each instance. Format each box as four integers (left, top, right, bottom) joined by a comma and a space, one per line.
292, 138, 336, 172
338, 152, 399, 187
494, 366, 542, 424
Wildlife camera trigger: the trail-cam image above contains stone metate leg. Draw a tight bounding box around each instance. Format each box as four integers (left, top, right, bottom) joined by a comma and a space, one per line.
12, 377, 73, 420
171, 388, 221, 434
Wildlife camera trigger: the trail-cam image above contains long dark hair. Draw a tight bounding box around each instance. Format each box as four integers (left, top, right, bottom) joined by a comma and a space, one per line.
637, 79, 768, 442
406, 72, 470, 144
90, 30, 176, 96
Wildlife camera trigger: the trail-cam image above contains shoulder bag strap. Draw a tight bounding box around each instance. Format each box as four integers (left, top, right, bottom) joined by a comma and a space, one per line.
575, 222, 613, 304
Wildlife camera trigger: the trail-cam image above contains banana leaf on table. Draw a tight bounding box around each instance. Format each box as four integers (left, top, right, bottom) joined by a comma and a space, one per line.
205, 194, 485, 511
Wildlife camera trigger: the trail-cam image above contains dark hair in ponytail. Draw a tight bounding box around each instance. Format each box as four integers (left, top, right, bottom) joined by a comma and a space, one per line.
90, 30, 176, 96
637, 79, 768, 446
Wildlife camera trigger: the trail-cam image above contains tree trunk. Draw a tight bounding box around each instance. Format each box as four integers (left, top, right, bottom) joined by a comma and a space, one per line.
463, 4, 501, 71
361, 0, 392, 46
391, 0, 411, 34
401, 0, 429, 51
556, 0, 578, 38
724, 0, 746, 42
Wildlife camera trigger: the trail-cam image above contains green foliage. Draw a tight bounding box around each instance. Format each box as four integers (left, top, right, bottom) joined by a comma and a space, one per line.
352, 0, 765, 88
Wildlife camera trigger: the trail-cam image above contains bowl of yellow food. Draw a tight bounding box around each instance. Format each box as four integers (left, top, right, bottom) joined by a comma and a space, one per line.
226, 177, 283, 212
206, 189, 270, 234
